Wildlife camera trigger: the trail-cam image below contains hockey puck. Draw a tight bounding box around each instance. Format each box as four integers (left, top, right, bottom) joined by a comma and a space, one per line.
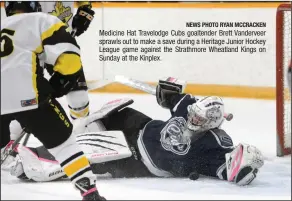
225, 113, 233, 121
189, 171, 200, 181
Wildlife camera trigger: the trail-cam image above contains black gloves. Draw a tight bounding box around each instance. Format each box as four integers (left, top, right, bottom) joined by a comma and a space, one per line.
49, 71, 81, 98
72, 5, 95, 37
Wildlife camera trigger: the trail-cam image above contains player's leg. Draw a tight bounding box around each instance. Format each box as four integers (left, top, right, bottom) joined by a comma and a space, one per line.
46, 64, 89, 120
66, 68, 90, 119
0, 114, 14, 149
1, 114, 17, 168
91, 155, 153, 178
101, 107, 152, 147
15, 98, 105, 200
99, 107, 153, 177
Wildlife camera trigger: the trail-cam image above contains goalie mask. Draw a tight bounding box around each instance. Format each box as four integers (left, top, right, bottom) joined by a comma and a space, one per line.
5, 1, 42, 16
187, 96, 225, 133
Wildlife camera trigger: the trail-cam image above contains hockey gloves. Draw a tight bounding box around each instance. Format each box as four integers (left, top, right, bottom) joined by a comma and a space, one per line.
49, 71, 81, 98
72, 5, 95, 37
225, 143, 264, 186
156, 77, 186, 109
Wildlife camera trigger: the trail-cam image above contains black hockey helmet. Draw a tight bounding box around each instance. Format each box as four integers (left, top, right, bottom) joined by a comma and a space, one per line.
5, 1, 42, 17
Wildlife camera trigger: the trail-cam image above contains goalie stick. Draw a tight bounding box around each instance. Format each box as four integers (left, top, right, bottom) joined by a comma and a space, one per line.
87, 75, 233, 121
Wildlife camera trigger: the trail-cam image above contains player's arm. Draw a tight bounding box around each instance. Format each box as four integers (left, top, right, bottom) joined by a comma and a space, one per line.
40, 15, 83, 98
72, 1, 95, 36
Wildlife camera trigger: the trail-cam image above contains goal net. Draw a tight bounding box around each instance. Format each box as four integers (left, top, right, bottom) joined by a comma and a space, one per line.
276, 4, 291, 156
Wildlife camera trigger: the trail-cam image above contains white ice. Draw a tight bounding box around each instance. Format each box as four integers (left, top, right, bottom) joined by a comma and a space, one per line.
1, 93, 291, 200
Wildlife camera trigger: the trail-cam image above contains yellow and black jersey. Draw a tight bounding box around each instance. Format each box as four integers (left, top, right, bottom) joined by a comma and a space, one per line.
1, 12, 81, 115
40, 1, 91, 31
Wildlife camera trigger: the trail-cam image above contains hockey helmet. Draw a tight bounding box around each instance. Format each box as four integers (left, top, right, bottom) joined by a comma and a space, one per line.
187, 96, 225, 133
5, 1, 42, 16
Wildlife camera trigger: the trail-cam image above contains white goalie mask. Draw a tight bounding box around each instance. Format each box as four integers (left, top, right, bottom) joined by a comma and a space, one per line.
187, 96, 225, 133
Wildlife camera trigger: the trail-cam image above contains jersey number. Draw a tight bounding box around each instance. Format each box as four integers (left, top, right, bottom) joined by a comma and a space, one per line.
0, 29, 15, 58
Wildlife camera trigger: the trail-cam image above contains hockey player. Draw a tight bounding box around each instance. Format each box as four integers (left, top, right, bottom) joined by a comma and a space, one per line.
40, 1, 95, 119
1, 0, 95, 160
1, 2, 105, 200
8, 79, 264, 186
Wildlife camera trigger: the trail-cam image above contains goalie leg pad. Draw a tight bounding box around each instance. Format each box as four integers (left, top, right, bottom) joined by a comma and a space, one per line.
225, 143, 264, 186
76, 131, 133, 164
73, 98, 134, 135
11, 145, 64, 182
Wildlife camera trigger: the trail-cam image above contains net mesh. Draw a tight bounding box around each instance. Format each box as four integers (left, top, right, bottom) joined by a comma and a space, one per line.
283, 9, 291, 149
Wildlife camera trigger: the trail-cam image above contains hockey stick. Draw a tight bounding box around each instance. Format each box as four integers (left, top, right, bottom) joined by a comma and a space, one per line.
1, 129, 27, 165
87, 75, 233, 121
70, 28, 115, 92
86, 77, 155, 93
71, 28, 77, 37
87, 79, 113, 91
114, 75, 233, 121
22, 133, 31, 146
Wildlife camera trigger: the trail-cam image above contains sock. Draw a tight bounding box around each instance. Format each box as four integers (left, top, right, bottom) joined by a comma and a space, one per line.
48, 133, 97, 194
66, 90, 89, 120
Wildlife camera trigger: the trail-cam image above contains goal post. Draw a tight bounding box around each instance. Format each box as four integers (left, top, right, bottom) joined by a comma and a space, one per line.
276, 3, 291, 156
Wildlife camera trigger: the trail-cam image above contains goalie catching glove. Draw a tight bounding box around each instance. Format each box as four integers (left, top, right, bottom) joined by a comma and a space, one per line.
223, 143, 264, 186
156, 77, 186, 109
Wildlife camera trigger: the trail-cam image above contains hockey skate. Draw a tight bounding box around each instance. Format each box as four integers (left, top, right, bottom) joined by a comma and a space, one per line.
75, 178, 106, 200
225, 143, 264, 186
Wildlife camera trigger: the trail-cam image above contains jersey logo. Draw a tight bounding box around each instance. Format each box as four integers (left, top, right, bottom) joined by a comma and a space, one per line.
49, 2, 73, 27
21, 98, 37, 107
160, 117, 191, 155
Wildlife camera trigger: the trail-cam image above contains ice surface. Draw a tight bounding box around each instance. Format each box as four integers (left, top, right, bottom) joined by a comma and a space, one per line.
1, 94, 291, 200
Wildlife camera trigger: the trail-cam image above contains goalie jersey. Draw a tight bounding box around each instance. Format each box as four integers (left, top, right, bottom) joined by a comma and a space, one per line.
1, 13, 81, 115
137, 94, 234, 178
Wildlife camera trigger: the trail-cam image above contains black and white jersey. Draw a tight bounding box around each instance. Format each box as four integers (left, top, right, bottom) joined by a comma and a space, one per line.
1, 13, 81, 114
